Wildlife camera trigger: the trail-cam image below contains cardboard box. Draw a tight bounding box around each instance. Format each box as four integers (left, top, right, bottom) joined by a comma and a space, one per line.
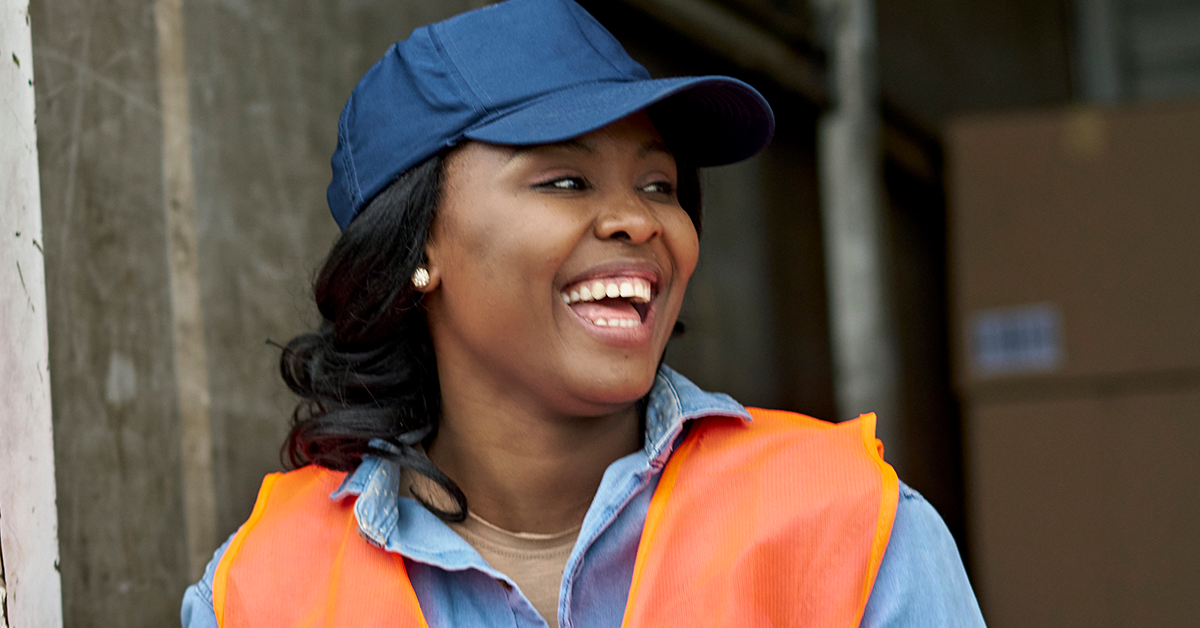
967, 387, 1200, 627
951, 102, 1200, 626
947, 103, 1200, 392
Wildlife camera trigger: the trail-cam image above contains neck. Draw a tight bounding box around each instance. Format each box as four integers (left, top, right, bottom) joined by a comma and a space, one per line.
427, 393, 641, 534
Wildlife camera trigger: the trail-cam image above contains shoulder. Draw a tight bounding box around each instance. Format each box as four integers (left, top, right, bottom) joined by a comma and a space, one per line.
700, 406, 877, 442
675, 408, 897, 544
180, 465, 353, 628
862, 483, 987, 628
689, 408, 889, 480
741, 407, 884, 448
181, 533, 234, 628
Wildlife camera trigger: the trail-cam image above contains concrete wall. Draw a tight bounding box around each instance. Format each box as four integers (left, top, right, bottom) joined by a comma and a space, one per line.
32, 0, 188, 622
30, 0, 478, 624
179, 0, 482, 550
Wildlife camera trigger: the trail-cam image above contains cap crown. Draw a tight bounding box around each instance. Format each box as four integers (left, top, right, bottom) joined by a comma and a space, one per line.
329, 0, 653, 229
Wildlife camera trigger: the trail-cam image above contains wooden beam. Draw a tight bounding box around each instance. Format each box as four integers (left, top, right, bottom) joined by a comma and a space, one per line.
154, 0, 217, 581
619, 0, 826, 103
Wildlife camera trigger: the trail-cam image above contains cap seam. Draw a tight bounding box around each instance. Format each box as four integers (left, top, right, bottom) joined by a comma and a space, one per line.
339, 92, 363, 218
428, 22, 496, 116
445, 33, 499, 114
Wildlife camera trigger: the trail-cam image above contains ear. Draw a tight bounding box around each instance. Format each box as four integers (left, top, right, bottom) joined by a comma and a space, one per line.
417, 217, 447, 294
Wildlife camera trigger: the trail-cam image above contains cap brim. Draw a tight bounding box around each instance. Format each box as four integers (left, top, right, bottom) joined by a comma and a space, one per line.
462, 76, 775, 166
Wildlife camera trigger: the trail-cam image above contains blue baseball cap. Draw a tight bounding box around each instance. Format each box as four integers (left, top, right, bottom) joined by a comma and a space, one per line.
328, 0, 776, 231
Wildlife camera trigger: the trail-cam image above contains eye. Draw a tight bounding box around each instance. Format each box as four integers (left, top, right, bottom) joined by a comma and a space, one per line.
535, 176, 589, 191
640, 180, 675, 196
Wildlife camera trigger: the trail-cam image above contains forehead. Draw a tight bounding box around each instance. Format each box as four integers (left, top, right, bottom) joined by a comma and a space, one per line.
492, 111, 674, 160
529, 111, 670, 156
444, 112, 676, 179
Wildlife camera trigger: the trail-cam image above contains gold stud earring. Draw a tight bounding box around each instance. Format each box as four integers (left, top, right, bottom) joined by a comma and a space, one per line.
411, 266, 430, 289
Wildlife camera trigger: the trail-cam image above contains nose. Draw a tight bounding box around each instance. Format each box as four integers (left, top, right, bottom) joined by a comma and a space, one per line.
594, 188, 663, 244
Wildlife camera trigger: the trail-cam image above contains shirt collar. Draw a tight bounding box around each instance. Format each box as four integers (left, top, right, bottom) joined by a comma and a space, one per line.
328, 365, 751, 559
642, 364, 751, 466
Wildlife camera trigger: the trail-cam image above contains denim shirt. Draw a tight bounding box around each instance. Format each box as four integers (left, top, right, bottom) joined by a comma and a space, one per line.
182, 366, 986, 627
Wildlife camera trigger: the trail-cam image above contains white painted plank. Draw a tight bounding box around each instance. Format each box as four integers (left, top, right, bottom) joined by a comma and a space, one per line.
0, 0, 65, 626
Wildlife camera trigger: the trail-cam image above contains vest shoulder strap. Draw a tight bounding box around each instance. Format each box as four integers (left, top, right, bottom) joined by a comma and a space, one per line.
622, 409, 900, 628
211, 465, 428, 628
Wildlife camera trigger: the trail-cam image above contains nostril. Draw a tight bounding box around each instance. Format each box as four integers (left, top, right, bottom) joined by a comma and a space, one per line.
610, 230, 631, 241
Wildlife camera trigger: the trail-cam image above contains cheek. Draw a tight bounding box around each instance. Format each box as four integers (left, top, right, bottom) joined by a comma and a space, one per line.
482, 207, 583, 276
435, 201, 582, 309
667, 213, 701, 282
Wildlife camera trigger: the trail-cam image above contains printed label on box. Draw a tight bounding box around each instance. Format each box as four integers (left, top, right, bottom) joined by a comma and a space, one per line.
971, 304, 1064, 375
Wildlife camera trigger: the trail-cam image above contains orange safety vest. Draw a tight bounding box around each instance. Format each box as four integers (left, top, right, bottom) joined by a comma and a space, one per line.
213, 409, 899, 627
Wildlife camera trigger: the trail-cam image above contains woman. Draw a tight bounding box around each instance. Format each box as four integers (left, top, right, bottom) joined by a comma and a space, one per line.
183, 0, 985, 626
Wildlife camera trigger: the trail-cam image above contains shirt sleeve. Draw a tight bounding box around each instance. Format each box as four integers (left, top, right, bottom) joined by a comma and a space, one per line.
180, 533, 236, 628
860, 482, 987, 628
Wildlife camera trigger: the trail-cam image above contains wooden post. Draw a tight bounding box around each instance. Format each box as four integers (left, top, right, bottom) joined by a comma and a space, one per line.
1073, 0, 1123, 103
812, 0, 904, 468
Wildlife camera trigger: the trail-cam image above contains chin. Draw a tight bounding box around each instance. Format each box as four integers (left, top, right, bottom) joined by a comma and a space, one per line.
562, 361, 659, 413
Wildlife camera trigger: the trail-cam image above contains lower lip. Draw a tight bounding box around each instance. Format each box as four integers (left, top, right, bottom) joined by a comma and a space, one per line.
565, 300, 657, 347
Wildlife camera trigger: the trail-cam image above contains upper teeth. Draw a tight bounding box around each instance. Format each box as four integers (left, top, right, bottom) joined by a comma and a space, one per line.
561, 277, 653, 304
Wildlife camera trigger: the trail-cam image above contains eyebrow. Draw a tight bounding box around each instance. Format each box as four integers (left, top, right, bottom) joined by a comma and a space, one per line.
638, 139, 673, 158
507, 137, 675, 160
508, 137, 596, 159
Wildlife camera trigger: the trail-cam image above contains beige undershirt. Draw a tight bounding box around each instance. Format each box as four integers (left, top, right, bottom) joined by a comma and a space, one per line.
401, 465, 580, 627
449, 512, 580, 628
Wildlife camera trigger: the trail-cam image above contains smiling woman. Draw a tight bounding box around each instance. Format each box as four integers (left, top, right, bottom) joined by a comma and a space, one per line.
181, 1, 985, 627
429, 117, 695, 411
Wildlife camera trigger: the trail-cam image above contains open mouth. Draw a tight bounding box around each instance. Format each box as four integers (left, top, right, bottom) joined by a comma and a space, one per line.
560, 276, 653, 328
